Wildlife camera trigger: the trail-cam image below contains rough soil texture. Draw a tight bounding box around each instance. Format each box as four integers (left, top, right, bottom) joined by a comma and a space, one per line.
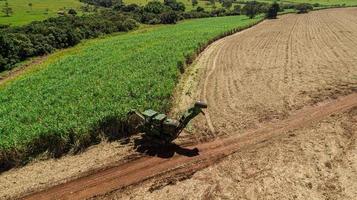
105, 107, 357, 200
1, 8, 357, 200
187, 8, 357, 139
101, 8, 357, 199
21, 94, 357, 200
0, 142, 134, 200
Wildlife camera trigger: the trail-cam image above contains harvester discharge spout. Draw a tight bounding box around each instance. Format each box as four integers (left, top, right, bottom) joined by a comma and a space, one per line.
177, 101, 207, 133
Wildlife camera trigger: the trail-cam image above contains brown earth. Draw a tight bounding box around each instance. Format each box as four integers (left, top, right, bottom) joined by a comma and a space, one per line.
105, 105, 357, 200
1, 8, 357, 200
21, 94, 357, 200
187, 7, 357, 139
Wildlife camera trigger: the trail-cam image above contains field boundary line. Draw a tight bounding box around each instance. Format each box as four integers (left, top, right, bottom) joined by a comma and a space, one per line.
22, 93, 357, 200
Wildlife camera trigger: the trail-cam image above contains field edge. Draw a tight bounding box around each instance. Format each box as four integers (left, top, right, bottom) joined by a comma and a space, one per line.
0, 17, 264, 173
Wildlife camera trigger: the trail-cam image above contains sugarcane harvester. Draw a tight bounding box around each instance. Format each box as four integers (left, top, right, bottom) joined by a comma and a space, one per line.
127, 101, 207, 145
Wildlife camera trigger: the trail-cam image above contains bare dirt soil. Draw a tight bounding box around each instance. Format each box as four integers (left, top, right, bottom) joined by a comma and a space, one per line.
21, 94, 357, 200
186, 7, 357, 139
106, 106, 357, 200
1, 8, 356, 200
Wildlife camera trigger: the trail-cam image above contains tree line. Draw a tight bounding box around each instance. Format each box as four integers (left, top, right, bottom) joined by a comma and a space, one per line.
0, 0, 317, 71
0, 11, 137, 71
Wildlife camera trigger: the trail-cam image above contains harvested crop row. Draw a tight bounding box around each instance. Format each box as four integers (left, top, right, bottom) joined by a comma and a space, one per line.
104, 8, 357, 200
0, 15, 262, 170
189, 8, 357, 138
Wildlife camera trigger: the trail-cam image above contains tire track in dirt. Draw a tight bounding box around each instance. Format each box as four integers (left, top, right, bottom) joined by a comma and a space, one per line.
192, 8, 357, 137
21, 93, 357, 200
17, 8, 357, 200
202, 42, 222, 134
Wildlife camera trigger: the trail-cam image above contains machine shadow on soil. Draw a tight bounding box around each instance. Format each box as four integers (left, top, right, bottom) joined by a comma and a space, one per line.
134, 138, 199, 158
124, 101, 207, 158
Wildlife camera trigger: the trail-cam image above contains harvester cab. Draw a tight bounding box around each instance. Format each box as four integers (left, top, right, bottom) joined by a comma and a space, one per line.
127, 101, 207, 145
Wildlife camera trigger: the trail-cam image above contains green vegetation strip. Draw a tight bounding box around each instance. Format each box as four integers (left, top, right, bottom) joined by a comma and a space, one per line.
0, 0, 83, 26
262, 0, 357, 6
0, 15, 262, 169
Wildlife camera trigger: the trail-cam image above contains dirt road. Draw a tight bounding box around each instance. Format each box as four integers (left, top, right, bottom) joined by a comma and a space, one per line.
108, 104, 356, 200
23, 93, 357, 200
2, 8, 357, 200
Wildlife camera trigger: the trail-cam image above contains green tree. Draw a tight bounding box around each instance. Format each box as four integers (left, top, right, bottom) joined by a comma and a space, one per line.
113, 1, 125, 10
242, 1, 259, 19
191, 0, 198, 7
164, 0, 185, 11
68, 8, 77, 15
160, 10, 179, 24
144, 1, 167, 14
28, 2, 33, 11
81, 4, 96, 12
295, 3, 313, 14
221, 0, 232, 10
2, 1, 13, 17
196, 6, 204, 12
233, 4, 241, 15
80, 0, 122, 8
266, 1, 279, 19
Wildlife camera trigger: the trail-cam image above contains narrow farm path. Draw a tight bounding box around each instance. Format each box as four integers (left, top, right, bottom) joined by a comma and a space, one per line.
20, 8, 357, 200
22, 93, 357, 200
0, 57, 45, 87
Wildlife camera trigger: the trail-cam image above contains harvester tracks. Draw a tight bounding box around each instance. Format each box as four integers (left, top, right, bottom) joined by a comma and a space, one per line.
194, 8, 357, 137
16, 8, 357, 200
22, 93, 357, 200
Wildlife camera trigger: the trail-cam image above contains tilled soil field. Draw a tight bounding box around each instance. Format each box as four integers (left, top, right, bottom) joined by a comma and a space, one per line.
1, 8, 357, 200
105, 106, 357, 200
22, 94, 357, 200
185, 7, 357, 139
98, 8, 357, 199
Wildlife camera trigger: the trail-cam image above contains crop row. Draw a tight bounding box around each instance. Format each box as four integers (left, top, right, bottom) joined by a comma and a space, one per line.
0, 15, 262, 170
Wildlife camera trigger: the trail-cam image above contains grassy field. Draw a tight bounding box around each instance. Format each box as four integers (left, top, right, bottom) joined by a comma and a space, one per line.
0, 0, 83, 26
2, 0, 356, 26
261, 0, 357, 6
0, 0, 220, 26
0, 15, 262, 167
124, 0, 221, 10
